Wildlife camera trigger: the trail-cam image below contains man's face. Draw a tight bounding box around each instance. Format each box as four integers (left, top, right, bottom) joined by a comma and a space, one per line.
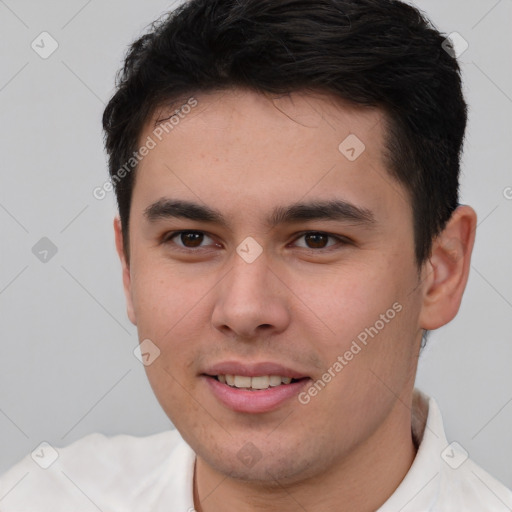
120, 89, 426, 482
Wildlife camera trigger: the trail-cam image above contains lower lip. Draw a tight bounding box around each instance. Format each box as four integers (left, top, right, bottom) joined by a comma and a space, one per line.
203, 376, 311, 414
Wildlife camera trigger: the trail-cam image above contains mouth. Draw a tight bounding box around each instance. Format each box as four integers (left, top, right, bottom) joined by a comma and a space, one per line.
207, 374, 308, 391
201, 362, 312, 413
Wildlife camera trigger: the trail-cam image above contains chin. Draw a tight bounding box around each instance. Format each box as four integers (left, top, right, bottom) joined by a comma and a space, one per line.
200, 442, 323, 485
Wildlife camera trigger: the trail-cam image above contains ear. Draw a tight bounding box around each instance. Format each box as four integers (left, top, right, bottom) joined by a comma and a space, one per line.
114, 217, 137, 325
418, 205, 477, 330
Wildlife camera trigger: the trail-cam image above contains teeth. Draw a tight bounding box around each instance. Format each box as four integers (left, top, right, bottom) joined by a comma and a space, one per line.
218, 375, 297, 390
234, 375, 251, 388
251, 376, 269, 389
269, 375, 282, 387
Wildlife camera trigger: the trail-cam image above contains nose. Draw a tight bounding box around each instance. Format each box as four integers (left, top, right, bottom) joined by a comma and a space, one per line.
211, 250, 292, 340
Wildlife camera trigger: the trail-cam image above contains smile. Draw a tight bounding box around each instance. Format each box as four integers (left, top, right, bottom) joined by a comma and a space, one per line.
204, 374, 311, 413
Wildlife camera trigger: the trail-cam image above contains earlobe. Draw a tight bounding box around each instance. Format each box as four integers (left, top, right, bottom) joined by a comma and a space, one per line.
418, 205, 477, 330
113, 217, 137, 326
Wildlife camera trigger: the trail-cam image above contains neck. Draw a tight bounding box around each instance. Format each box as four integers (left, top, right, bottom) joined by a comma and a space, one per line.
193, 396, 417, 512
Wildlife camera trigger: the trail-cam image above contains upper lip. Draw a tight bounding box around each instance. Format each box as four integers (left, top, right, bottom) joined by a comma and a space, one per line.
202, 361, 309, 379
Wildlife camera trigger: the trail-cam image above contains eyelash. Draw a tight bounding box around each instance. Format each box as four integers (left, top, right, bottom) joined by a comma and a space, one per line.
161, 230, 350, 253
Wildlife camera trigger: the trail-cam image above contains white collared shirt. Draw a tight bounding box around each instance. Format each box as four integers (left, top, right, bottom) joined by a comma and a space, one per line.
1, 389, 511, 511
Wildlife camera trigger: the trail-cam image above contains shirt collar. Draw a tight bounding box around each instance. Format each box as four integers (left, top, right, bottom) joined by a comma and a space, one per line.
377, 388, 446, 511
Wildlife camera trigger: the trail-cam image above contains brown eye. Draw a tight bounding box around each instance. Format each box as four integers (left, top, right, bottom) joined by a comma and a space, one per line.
294, 231, 345, 250
178, 232, 204, 248
304, 233, 329, 249
164, 231, 216, 250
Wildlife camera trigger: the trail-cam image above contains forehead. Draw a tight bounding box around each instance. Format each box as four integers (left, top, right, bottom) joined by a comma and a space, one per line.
147, 89, 387, 152
133, 89, 410, 227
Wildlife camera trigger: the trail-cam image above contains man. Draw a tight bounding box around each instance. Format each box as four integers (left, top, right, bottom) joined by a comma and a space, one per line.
1, 0, 511, 510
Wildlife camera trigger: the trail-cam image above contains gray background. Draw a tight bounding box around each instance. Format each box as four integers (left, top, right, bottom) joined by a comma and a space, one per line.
0, 0, 511, 487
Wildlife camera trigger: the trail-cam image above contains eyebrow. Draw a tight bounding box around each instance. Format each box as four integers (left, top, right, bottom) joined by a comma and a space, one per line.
144, 198, 377, 230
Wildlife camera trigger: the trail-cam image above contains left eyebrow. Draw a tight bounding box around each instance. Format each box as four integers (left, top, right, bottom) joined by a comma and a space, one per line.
268, 199, 376, 228
144, 198, 377, 230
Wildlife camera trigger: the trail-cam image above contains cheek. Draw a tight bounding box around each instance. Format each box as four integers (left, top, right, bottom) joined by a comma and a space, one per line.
130, 260, 200, 336
143, 359, 202, 431
306, 262, 419, 379
129, 261, 213, 370
294, 262, 403, 337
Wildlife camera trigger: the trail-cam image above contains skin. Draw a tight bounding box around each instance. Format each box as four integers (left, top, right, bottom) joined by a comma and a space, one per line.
114, 89, 477, 512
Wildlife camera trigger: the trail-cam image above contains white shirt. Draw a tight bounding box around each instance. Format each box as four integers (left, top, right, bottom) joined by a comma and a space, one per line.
1, 389, 511, 511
